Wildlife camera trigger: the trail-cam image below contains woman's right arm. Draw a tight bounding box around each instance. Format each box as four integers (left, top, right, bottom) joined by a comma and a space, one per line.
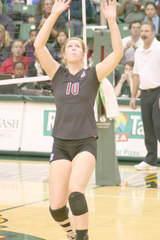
34, 0, 71, 80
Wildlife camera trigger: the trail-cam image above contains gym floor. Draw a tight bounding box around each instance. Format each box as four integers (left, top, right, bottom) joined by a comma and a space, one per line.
0, 159, 160, 240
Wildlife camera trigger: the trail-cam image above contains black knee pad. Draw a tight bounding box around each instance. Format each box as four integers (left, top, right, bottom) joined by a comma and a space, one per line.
68, 192, 88, 216
49, 205, 69, 222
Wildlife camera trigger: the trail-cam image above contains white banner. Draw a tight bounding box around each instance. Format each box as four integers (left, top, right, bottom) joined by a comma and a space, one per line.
20, 102, 56, 152
0, 101, 24, 150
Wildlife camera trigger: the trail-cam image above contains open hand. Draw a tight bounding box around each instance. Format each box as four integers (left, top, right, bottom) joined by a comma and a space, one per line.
51, 0, 71, 16
101, 0, 117, 21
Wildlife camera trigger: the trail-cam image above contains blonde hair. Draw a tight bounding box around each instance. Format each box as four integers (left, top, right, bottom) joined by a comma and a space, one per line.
61, 37, 86, 65
0, 24, 13, 48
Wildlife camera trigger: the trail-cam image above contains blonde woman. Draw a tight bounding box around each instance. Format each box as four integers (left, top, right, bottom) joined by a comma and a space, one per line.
34, 0, 123, 239
0, 24, 12, 66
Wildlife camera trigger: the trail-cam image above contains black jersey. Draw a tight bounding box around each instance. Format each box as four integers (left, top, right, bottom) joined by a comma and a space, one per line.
51, 65, 100, 140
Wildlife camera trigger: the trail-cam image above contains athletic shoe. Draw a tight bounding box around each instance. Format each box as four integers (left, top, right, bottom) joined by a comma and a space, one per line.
134, 161, 157, 170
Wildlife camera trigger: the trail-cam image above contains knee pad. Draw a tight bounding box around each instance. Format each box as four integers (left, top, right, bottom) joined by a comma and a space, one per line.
68, 192, 88, 216
49, 205, 69, 222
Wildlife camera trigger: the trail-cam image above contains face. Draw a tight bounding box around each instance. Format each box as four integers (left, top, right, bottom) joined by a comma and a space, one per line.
0, 28, 4, 42
124, 64, 133, 73
14, 63, 25, 78
145, 4, 156, 19
63, 39, 84, 64
12, 41, 24, 57
57, 32, 67, 46
140, 24, 155, 45
43, 0, 53, 14
130, 23, 141, 37
30, 31, 37, 43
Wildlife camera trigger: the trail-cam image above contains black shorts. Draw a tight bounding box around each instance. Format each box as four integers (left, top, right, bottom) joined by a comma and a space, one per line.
50, 137, 97, 163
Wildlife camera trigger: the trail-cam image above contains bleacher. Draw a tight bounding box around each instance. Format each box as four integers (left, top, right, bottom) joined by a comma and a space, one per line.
2, 0, 130, 43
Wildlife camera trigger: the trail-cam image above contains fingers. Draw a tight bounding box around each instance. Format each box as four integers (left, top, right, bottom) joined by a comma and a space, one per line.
130, 99, 137, 110
54, 0, 71, 4
101, 0, 117, 10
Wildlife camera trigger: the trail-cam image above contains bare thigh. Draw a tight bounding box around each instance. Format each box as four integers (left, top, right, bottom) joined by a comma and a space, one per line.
69, 151, 96, 194
49, 160, 72, 209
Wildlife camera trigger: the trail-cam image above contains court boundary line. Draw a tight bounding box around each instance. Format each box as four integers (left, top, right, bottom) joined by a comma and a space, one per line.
0, 198, 49, 213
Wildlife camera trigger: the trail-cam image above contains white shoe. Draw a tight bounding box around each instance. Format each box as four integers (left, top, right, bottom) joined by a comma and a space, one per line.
134, 161, 157, 170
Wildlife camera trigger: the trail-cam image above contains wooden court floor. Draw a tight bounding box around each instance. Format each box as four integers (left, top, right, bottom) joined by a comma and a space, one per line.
0, 159, 160, 240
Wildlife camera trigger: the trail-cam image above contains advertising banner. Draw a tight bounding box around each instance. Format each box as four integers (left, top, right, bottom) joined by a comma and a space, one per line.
115, 109, 160, 158
1, 100, 159, 159
20, 102, 56, 152
0, 101, 24, 150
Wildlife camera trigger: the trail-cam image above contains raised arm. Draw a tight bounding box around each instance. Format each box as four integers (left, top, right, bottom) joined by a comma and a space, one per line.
96, 0, 123, 82
34, 0, 71, 79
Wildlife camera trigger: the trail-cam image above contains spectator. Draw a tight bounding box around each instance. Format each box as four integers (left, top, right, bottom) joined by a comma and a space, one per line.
144, 2, 160, 37
0, 39, 31, 75
0, 24, 12, 66
115, 61, 140, 97
49, 30, 68, 64
120, 21, 143, 65
69, 0, 92, 35
13, 60, 26, 78
115, 61, 133, 97
117, 0, 146, 24
36, 0, 66, 42
130, 21, 160, 170
23, 29, 38, 62
13, 60, 35, 91
0, 0, 15, 39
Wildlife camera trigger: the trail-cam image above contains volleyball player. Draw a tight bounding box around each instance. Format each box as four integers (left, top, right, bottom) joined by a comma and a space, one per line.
34, 0, 123, 239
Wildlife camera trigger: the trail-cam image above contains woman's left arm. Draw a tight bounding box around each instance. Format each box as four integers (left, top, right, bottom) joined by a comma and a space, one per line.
96, 0, 123, 82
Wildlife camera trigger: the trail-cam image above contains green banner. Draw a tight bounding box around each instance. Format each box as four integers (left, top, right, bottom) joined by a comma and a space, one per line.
43, 110, 144, 139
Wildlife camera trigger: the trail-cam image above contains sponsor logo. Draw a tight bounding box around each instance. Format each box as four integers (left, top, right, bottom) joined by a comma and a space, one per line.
115, 112, 144, 141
